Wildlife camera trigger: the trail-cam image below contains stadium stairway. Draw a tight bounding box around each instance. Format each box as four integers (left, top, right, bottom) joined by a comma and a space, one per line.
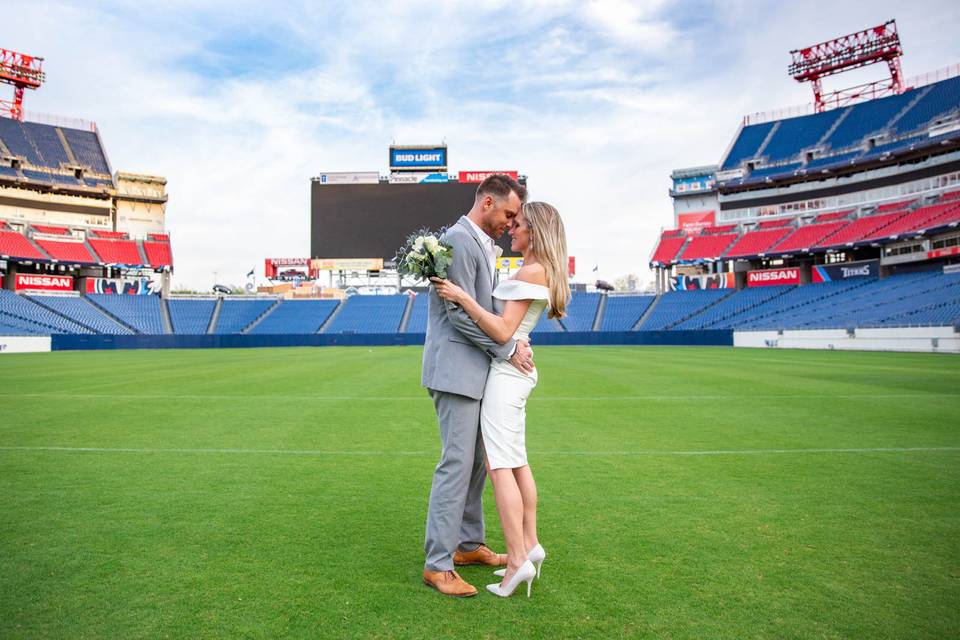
241, 299, 281, 333
27, 294, 132, 334
206, 298, 223, 334
590, 293, 607, 331
397, 295, 415, 333
160, 298, 173, 334
78, 294, 139, 333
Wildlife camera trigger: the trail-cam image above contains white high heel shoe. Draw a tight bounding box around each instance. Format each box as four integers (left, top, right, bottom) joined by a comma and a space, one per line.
494, 544, 545, 579
486, 560, 536, 598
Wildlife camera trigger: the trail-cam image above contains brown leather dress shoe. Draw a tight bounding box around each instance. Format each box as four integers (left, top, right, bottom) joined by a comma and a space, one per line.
453, 544, 508, 567
422, 569, 478, 597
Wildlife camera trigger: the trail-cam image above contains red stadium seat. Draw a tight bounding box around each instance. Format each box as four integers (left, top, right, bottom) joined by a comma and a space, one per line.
757, 218, 795, 229
869, 202, 960, 239
678, 233, 738, 261
725, 228, 792, 258
875, 198, 917, 213
35, 239, 97, 263
650, 235, 687, 265
89, 230, 129, 240
814, 209, 854, 222
89, 238, 143, 265
143, 241, 172, 268
31, 224, 71, 235
0, 230, 45, 260
769, 220, 849, 253
822, 211, 908, 246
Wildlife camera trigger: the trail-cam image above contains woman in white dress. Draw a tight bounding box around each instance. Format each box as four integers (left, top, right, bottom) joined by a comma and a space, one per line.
432, 201, 570, 598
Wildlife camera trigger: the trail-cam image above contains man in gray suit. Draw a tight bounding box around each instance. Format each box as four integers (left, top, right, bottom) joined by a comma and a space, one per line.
421, 174, 535, 597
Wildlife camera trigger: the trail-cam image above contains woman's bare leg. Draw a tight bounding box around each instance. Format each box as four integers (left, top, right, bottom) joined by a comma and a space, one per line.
488, 466, 526, 585
513, 465, 539, 552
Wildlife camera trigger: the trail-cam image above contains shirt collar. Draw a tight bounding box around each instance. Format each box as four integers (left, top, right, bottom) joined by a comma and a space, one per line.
465, 216, 495, 250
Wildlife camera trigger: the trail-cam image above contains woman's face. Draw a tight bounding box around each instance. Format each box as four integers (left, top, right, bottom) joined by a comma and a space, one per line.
509, 210, 531, 253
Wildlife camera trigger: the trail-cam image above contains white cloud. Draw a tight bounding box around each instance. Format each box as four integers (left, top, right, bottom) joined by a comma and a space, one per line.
3, 0, 959, 292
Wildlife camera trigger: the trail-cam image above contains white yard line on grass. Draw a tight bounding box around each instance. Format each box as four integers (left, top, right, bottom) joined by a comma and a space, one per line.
1, 393, 958, 401
0, 446, 957, 456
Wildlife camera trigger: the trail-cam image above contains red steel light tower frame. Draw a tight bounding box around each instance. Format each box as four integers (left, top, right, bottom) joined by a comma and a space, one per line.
789, 20, 905, 112
0, 48, 45, 121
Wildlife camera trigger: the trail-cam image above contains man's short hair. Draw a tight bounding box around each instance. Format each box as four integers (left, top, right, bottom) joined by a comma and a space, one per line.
475, 174, 527, 203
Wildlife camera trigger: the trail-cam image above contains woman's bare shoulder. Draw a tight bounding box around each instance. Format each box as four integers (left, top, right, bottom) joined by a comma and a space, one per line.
515, 263, 547, 286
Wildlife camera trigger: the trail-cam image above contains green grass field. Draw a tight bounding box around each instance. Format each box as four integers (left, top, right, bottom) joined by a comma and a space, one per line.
1, 346, 958, 639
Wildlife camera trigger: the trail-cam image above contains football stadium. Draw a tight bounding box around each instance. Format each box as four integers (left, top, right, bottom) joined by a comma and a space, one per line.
2, 12, 959, 639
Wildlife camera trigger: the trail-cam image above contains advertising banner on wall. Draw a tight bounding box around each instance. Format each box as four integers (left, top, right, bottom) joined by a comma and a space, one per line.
84, 277, 158, 295
677, 211, 716, 236
389, 146, 447, 172
316, 172, 380, 185
264, 258, 315, 280
811, 259, 879, 283
494, 256, 576, 276
14, 274, 74, 293
671, 273, 735, 290
310, 258, 384, 271
387, 172, 449, 184
747, 267, 801, 287
458, 171, 520, 183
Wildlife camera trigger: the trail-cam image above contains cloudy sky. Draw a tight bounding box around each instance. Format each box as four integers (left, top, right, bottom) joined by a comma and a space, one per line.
5, 0, 959, 290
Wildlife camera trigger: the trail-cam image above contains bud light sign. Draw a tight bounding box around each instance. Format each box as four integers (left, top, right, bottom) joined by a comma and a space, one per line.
389, 146, 447, 171
747, 267, 801, 287
811, 259, 878, 283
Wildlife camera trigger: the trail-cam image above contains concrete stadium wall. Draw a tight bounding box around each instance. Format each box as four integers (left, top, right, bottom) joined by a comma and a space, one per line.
0, 336, 52, 354
734, 327, 960, 353
49, 330, 733, 351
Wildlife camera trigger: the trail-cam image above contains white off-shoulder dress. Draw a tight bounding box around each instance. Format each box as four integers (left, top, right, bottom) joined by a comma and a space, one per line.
481, 279, 549, 470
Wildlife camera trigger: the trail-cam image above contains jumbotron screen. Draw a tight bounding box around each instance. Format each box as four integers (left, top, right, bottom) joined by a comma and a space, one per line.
310, 182, 521, 261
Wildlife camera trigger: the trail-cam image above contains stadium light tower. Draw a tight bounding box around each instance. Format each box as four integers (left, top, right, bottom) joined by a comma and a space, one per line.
789, 20, 904, 112
0, 48, 45, 121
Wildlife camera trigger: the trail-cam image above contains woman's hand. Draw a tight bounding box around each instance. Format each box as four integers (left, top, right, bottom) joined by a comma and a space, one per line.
430, 277, 465, 304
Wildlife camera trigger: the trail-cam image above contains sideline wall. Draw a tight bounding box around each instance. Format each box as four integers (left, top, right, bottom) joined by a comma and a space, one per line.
734, 327, 960, 353
0, 336, 52, 354
47, 331, 734, 351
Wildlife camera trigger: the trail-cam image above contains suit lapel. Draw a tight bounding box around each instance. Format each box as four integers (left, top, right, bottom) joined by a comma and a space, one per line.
457, 216, 494, 290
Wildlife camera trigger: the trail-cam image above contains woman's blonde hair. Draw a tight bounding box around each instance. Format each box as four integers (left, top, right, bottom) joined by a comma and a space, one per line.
522, 201, 570, 319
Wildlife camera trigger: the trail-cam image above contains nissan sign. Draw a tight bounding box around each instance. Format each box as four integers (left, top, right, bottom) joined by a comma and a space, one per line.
747, 268, 800, 287
15, 274, 74, 292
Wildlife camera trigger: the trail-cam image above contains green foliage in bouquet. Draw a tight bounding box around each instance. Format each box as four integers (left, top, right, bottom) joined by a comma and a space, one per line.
395, 227, 453, 280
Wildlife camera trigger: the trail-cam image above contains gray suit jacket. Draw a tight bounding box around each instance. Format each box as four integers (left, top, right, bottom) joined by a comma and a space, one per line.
421, 216, 516, 400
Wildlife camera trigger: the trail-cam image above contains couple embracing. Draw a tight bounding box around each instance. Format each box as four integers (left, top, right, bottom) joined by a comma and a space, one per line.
420, 174, 569, 598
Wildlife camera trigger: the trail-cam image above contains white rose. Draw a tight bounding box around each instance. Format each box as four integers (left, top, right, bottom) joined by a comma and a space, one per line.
413, 237, 425, 251
424, 235, 439, 250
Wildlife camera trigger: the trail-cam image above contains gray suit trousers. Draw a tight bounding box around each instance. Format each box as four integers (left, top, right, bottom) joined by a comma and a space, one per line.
424, 388, 487, 572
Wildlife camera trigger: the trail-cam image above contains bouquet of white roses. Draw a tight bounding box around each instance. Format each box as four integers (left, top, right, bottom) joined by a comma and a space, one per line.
395, 227, 453, 280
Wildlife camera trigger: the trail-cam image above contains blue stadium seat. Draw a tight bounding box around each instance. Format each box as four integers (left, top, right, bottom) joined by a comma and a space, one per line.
531, 313, 564, 333
214, 299, 276, 334
600, 295, 656, 331
639, 290, 731, 330
323, 295, 407, 334
249, 299, 339, 334
29, 294, 133, 334
893, 76, 960, 134
674, 286, 793, 330
168, 299, 217, 334
763, 110, 845, 162
21, 122, 71, 168
86, 294, 166, 334
60, 127, 111, 174
824, 91, 914, 150
561, 292, 601, 331
721, 121, 776, 170
0, 289, 91, 334
0, 118, 43, 165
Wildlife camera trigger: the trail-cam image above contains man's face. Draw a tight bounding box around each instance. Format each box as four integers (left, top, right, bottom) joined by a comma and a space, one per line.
481, 191, 522, 239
